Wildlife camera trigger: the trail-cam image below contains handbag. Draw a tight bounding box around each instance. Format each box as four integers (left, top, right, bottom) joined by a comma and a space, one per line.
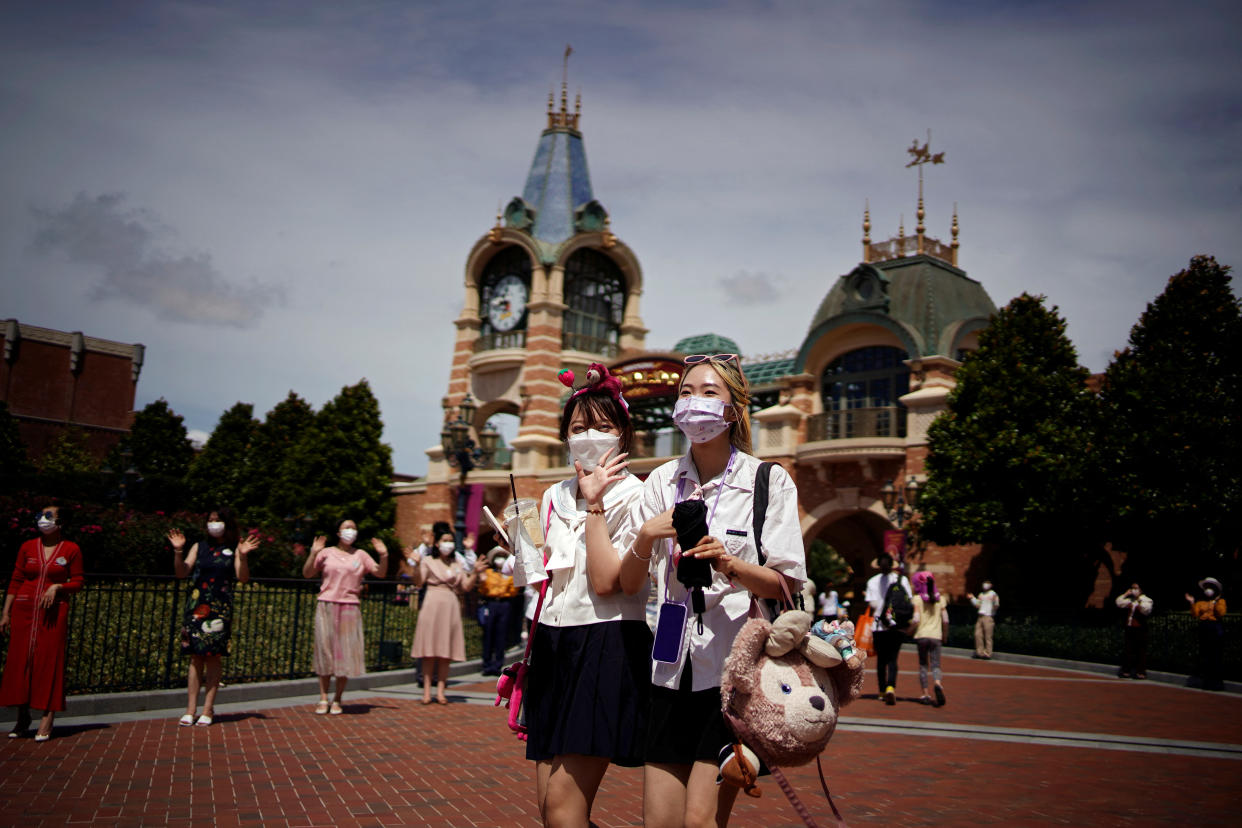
855, 607, 875, 657
494, 500, 552, 740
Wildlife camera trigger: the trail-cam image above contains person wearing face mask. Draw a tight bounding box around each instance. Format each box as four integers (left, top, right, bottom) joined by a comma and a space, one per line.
169, 508, 256, 726
1, 504, 85, 741
476, 546, 519, 676
613, 353, 806, 828
1115, 582, 1153, 680
509, 362, 651, 828
303, 519, 388, 714
967, 580, 1000, 659
1185, 577, 1226, 691
409, 529, 482, 704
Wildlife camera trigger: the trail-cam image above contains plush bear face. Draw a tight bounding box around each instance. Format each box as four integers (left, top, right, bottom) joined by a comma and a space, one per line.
757, 654, 836, 744
722, 613, 864, 768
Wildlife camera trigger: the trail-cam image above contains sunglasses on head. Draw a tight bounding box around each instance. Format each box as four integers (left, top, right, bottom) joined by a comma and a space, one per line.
683, 354, 739, 366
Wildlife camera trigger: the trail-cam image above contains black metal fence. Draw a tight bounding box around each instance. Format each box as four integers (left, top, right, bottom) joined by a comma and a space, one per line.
0, 574, 498, 695
943, 604, 1241, 680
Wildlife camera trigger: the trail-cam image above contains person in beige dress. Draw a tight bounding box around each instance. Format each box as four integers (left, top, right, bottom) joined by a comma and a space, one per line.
409, 530, 483, 704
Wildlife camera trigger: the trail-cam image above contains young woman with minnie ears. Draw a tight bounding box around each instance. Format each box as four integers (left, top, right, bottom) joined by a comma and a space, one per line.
516, 363, 653, 828
602, 353, 806, 828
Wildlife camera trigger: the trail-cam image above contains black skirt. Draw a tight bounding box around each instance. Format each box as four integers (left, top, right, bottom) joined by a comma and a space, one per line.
525, 619, 653, 767
645, 662, 737, 765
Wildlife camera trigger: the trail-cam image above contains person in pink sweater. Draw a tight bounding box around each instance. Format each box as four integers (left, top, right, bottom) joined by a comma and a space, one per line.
302, 519, 388, 714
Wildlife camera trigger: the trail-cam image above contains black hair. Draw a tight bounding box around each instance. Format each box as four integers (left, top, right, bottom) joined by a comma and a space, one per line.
205, 506, 241, 549
558, 387, 635, 455
432, 521, 453, 541
877, 553, 894, 573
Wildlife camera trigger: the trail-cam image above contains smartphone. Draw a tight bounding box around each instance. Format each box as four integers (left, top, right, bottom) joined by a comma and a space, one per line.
482, 506, 509, 546
652, 602, 688, 663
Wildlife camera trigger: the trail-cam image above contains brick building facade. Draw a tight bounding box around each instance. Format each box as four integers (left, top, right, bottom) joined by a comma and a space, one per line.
1, 318, 144, 462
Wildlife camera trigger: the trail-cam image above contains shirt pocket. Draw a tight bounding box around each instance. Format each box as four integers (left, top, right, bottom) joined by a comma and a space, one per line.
721, 526, 756, 562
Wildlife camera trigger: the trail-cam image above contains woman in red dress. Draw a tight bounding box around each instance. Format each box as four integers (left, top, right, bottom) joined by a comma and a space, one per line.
1, 504, 85, 741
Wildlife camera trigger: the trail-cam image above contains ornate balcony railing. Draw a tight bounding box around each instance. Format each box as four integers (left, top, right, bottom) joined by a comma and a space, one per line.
475, 330, 526, 351
805, 406, 908, 442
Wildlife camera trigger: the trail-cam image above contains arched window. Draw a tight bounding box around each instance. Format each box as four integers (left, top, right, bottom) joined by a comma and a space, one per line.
562, 249, 625, 357
478, 247, 533, 350
819, 346, 909, 438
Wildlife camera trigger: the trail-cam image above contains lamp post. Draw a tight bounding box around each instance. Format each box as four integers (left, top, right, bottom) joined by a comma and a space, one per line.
441, 393, 499, 545
880, 476, 921, 567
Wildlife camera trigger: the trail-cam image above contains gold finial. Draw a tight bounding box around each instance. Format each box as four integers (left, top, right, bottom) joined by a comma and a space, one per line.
488, 202, 504, 243
916, 176, 926, 254
950, 203, 960, 266
602, 214, 616, 249
560, 44, 571, 122
862, 200, 872, 262
572, 90, 581, 130
547, 90, 555, 128
898, 214, 905, 242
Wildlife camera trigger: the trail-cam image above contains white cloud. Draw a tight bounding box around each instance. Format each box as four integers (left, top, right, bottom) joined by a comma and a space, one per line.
30, 193, 284, 327
1, 0, 1239, 473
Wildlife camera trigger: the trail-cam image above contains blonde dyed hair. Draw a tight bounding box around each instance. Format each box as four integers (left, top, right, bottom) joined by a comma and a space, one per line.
681, 358, 752, 454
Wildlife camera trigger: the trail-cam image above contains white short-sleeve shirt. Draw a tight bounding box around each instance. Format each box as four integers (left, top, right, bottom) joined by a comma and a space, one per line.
635, 450, 806, 692
536, 474, 649, 628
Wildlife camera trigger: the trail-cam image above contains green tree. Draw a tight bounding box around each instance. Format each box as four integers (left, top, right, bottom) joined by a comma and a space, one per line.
0, 401, 33, 476
274, 380, 395, 548
805, 539, 853, 595
917, 293, 1104, 608
117, 398, 195, 478
185, 402, 258, 510
40, 427, 98, 474
243, 391, 315, 525
1099, 256, 1242, 596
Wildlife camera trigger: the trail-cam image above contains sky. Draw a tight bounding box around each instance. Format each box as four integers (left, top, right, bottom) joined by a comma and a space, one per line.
2, 0, 1240, 474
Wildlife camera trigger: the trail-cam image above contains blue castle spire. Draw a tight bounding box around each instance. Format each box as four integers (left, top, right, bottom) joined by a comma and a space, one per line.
503, 85, 608, 263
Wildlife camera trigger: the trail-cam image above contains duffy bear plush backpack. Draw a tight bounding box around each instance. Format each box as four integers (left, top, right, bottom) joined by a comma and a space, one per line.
721, 610, 865, 827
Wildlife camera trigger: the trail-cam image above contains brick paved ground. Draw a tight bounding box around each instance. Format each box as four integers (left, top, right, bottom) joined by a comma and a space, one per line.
1, 650, 1239, 827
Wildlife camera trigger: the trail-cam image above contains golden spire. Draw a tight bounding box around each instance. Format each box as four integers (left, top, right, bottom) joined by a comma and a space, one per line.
950, 203, 960, 266
547, 46, 581, 132
488, 202, 504, 243
916, 171, 926, 254
602, 214, 616, 249
862, 200, 872, 262
898, 214, 905, 244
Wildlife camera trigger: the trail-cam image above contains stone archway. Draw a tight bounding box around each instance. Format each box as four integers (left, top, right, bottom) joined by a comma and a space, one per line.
802, 496, 894, 612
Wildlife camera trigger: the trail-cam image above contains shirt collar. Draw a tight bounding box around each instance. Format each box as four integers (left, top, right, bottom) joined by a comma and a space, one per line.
674, 450, 754, 494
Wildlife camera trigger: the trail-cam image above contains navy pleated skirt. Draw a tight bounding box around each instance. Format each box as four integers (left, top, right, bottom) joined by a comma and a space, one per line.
525, 619, 653, 767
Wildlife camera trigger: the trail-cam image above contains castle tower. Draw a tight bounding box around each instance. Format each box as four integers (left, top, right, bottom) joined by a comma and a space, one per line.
431, 78, 647, 502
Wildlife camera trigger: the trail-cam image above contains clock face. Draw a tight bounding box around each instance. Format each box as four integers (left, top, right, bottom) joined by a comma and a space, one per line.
487, 274, 528, 332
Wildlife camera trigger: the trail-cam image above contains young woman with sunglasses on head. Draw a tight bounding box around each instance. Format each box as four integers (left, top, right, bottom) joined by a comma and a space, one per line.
606, 353, 806, 828
519, 364, 653, 828
1, 505, 84, 741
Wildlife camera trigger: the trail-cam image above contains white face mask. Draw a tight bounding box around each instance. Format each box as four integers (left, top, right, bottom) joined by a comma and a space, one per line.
492, 554, 509, 569
982, 583, 993, 592
206, 521, 226, 538
673, 396, 731, 444
37, 516, 58, 534
567, 429, 620, 472
338, 528, 358, 544
438, 541, 457, 556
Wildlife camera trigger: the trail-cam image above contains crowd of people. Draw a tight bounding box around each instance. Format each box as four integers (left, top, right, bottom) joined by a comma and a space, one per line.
0, 351, 1232, 828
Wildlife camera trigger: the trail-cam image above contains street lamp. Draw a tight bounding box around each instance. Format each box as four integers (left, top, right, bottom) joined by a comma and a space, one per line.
441, 394, 498, 544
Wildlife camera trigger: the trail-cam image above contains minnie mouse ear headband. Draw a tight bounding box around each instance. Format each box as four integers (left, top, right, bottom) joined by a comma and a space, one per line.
558, 363, 629, 411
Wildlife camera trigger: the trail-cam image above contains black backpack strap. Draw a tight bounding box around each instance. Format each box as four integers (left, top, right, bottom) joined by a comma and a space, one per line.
752, 462, 775, 567
752, 462, 805, 613
880, 577, 897, 625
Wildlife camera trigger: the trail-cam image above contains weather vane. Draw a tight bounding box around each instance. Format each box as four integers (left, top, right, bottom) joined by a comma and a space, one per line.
905, 129, 944, 169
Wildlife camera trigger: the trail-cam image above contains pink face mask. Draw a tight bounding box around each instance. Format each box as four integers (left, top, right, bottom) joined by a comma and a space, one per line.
673, 396, 730, 443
